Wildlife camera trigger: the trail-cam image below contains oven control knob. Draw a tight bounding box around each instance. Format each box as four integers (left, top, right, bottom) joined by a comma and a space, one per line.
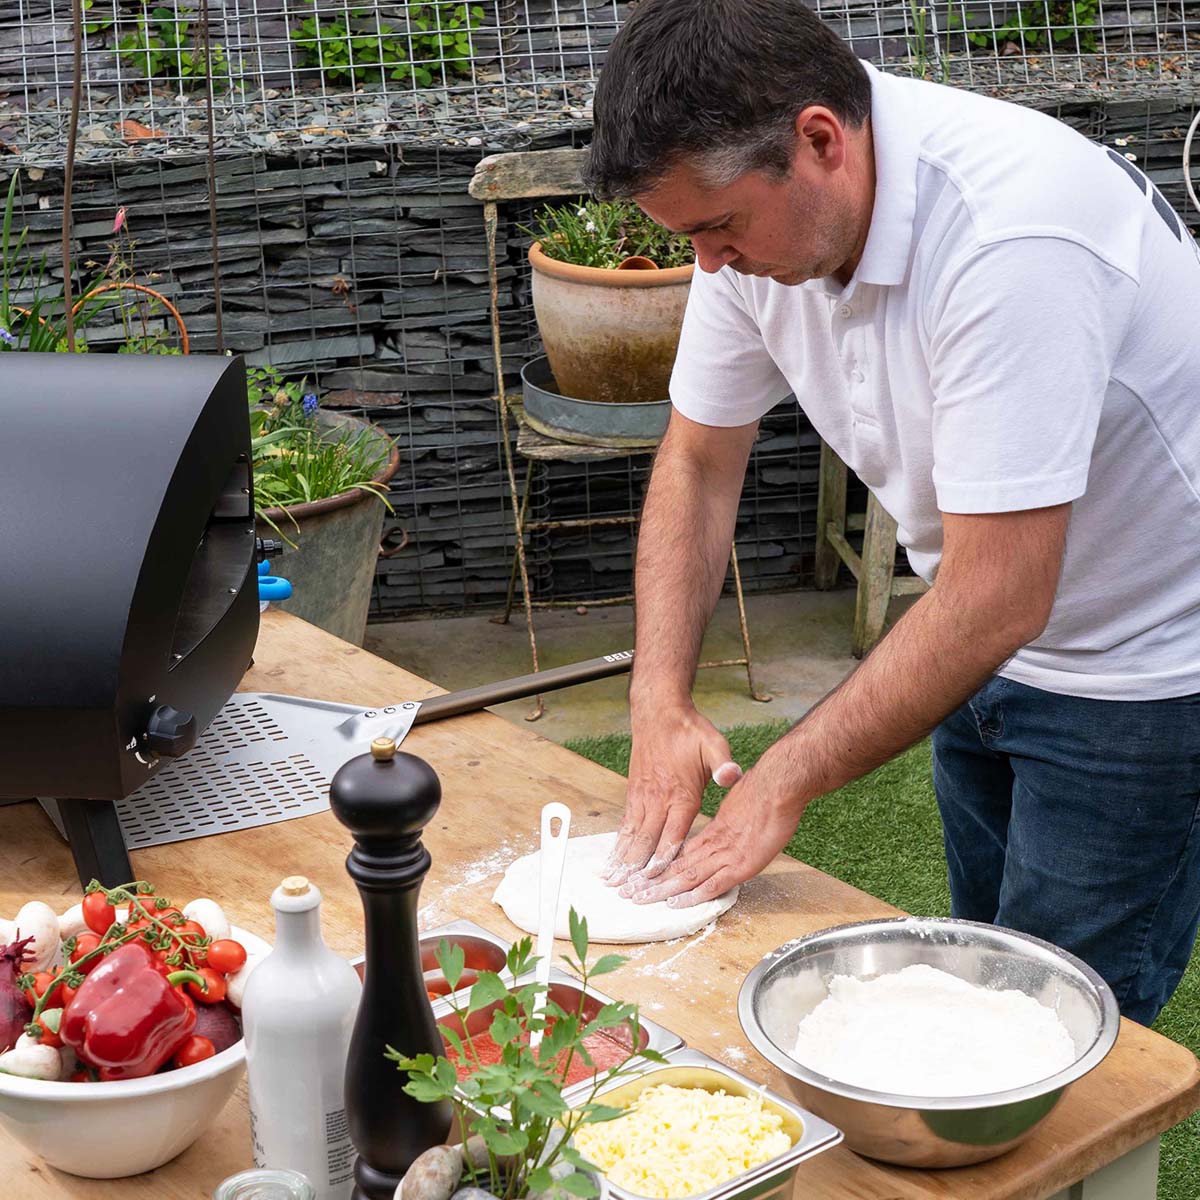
143, 704, 198, 758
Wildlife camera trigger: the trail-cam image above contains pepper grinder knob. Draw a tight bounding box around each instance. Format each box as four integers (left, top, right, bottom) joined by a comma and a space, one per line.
330, 739, 452, 1200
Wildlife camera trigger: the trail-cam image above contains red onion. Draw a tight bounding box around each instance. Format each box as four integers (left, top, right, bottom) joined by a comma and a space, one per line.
0, 936, 34, 1054
191, 1000, 242, 1055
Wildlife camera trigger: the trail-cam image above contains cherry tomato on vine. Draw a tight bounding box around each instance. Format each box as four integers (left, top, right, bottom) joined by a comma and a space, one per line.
70, 932, 102, 970
43, 976, 77, 1009
172, 1036, 216, 1069
82, 890, 116, 936
32, 1012, 63, 1048
204, 940, 247, 975
186, 968, 227, 1005
23, 972, 55, 1006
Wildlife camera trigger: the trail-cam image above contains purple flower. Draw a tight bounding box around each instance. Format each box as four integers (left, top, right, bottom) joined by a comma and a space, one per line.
0, 327, 16, 347
302, 393, 319, 417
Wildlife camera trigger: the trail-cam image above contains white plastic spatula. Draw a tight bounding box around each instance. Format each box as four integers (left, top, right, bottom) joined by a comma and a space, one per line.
529, 802, 572, 1052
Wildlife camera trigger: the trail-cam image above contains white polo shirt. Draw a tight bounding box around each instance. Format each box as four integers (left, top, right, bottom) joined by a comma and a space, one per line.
670, 61, 1200, 701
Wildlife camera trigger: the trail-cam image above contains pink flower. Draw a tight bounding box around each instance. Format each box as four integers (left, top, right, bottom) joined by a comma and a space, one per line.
112, 206, 127, 234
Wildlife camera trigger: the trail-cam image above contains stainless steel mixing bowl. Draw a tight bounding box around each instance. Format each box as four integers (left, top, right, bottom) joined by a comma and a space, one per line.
737, 917, 1120, 1168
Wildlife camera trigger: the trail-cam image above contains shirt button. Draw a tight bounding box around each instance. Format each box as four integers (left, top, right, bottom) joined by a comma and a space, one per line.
838, 304, 853, 318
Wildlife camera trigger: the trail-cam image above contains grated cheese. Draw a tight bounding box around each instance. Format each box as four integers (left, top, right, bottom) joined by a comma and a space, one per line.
571, 1083, 793, 1198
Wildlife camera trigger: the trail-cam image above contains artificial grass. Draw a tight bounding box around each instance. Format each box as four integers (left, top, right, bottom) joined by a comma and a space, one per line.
565, 721, 1200, 1200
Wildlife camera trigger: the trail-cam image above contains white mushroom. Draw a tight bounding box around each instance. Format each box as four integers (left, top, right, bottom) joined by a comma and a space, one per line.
58, 903, 88, 941
183, 898, 230, 942
0, 1034, 64, 1081
225, 952, 264, 1009
14, 902, 61, 972
0, 919, 13, 944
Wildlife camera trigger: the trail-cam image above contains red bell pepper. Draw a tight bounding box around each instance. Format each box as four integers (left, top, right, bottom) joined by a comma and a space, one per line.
60, 942, 205, 1080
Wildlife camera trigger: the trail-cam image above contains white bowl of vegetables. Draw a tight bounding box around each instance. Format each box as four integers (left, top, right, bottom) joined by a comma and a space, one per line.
0, 884, 270, 1178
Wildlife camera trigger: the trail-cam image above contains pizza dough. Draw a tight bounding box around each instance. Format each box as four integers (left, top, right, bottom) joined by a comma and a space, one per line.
492, 831, 739, 944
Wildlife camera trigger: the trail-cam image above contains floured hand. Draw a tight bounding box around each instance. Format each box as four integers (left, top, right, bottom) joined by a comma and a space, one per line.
602, 704, 742, 887
619, 772, 801, 909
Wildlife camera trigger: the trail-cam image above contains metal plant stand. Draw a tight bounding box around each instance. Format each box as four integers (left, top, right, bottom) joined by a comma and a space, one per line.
469, 149, 770, 720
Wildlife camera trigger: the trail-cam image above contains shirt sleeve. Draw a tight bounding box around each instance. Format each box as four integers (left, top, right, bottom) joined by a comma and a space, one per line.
926, 236, 1138, 514
669, 266, 793, 427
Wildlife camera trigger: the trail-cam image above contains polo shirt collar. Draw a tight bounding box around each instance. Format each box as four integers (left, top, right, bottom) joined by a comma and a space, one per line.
851, 61, 922, 288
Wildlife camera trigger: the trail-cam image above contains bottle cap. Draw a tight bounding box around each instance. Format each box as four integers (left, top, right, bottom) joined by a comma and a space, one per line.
281, 875, 310, 896
371, 737, 397, 760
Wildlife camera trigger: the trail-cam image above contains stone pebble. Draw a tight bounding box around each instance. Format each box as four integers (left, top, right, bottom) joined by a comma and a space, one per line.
397, 1144, 464, 1200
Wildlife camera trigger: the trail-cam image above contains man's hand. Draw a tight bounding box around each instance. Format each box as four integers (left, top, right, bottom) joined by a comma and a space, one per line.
618, 503, 1072, 908
620, 771, 799, 907
603, 704, 742, 886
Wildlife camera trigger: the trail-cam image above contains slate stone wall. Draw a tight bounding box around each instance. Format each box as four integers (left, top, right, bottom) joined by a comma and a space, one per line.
3, 90, 1198, 617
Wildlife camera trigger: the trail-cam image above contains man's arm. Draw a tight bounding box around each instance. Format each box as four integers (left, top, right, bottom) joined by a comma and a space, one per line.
603, 408, 759, 883
623, 501, 1071, 907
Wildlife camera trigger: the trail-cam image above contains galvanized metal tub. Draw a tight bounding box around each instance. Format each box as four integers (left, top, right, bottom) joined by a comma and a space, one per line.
255, 409, 397, 646
520, 356, 672, 449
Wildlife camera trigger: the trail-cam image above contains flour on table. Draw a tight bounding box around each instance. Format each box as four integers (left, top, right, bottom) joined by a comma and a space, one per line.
492, 831, 739, 944
792, 964, 1077, 1097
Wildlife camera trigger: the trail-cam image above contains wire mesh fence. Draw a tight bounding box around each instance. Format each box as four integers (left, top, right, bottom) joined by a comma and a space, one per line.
1, 0, 1194, 161
1, 0, 1198, 615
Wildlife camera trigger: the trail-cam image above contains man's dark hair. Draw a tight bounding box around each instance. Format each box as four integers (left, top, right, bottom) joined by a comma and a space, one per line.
586, 0, 871, 198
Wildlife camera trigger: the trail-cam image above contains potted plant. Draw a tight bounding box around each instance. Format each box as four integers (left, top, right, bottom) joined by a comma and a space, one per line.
249, 366, 399, 646
526, 200, 694, 406
388, 910, 665, 1200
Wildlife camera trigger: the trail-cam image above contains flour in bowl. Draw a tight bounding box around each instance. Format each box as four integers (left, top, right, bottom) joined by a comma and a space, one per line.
791, 964, 1077, 1096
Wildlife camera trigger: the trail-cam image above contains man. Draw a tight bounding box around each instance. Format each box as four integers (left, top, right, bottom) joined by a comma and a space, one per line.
587, 0, 1200, 1025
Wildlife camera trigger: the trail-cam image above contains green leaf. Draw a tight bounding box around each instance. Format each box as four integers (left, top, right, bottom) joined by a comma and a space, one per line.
559, 1171, 599, 1198
434, 1058, 458, 1090
589, 954, 626, 977
517, 1084, 566, 1119
559, 1146, 595, 1171
436, 938, 465, 993
578, 1103, 625, 1123
481, 1124, 528, 1157
638, 1047, 669, 1064
569, 907, 588, 962
439, 1023, 469, 1064
467, 971, 510, 1015
489, 1009, 521, 1047
526, 1167, 554, 1193
404, 1075, 451, 1103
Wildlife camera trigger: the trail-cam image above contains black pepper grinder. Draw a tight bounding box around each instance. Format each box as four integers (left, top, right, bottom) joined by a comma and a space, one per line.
330, 736, 453, 1200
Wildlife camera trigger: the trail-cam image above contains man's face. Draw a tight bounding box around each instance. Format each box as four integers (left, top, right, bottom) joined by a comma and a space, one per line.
635, 109, 869, 287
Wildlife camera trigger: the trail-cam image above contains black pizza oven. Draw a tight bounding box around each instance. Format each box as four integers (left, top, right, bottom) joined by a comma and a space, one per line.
0, 353, 260, 885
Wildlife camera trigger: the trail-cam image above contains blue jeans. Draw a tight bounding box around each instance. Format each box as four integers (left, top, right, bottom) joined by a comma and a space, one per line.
932, 676, 1200, 1026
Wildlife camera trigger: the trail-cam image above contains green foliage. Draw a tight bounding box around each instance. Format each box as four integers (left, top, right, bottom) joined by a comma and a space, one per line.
525, 200, 695, 270
950, 0, 1100, 54
387, 911, 666, 1200
290, 2, 483, 87
906, 0, 950, 82
81, 0, 115, 36
117, 6, 229, 86
250, 383, 394, 535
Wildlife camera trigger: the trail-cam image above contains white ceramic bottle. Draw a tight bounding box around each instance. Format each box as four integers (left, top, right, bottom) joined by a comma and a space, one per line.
242, 875, 363, 1200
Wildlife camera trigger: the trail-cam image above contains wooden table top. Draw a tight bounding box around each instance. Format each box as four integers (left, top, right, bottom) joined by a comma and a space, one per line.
2, 611, 1197, 1200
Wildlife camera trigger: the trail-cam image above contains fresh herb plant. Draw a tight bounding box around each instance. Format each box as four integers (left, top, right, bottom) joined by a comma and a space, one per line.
389, 909, 666, 1200
290, 1, 483, 87
526, 200, 694, 271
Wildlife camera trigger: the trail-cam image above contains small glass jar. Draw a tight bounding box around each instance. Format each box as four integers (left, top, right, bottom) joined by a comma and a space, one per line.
212, 1167, 316, 1200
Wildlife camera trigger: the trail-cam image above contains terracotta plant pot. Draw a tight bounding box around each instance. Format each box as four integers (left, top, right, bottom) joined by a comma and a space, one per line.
528, 241, 693, 405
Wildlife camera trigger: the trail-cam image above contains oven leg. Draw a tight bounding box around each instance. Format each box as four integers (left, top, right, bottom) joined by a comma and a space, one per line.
58, 799, 134, 889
